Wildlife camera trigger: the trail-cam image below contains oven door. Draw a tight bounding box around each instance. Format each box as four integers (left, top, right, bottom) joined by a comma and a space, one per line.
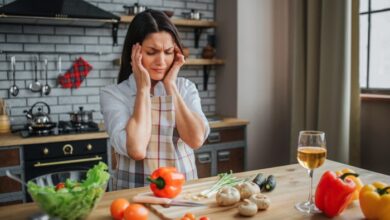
25, 154, 107, 180
25, 153, 107, 202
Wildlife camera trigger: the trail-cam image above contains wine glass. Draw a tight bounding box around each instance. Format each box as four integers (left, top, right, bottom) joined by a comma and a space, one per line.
295, 130, 327, 214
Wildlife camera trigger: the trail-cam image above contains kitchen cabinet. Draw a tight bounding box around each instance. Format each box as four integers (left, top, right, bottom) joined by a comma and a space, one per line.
0, 146, 25, 206
0, 133, 111, 205
195, 125, 247, 178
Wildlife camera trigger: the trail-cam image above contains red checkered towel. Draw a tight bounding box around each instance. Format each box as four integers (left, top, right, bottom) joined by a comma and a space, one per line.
58, 57, 92, 88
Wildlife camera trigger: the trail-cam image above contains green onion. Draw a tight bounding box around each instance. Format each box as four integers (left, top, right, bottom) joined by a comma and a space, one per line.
199, 171, 247, 198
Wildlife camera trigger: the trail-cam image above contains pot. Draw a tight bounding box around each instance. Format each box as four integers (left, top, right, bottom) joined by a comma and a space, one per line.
182, 9, 202, 20
24, 101, 55, 130
123, 3, 147, 15
69, 106, 94, 124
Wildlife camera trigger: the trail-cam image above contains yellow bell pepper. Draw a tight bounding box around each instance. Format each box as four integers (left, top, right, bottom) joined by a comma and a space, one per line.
359, 181, 390, 220
336, 168, 363, 201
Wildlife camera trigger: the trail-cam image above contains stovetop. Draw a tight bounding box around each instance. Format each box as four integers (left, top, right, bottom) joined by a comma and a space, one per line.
16, 121, 100, 138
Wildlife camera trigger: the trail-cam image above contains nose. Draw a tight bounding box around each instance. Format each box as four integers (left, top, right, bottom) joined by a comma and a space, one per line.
154, 52, 165, 66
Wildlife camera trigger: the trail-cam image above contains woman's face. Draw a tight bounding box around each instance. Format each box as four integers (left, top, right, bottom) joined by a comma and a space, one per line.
141, 31, 175, 81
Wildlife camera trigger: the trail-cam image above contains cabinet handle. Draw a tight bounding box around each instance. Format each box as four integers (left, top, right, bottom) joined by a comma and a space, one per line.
34, 156, 103, 167
207, 132, 221, 143
218, 151, 230, 162
197, 153, 211, 164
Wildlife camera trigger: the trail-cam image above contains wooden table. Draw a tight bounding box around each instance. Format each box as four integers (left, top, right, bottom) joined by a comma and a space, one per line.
0, 160, 388, 219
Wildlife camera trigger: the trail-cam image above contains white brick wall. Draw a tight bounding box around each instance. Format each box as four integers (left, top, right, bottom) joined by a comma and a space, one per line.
0, 0, 216, 126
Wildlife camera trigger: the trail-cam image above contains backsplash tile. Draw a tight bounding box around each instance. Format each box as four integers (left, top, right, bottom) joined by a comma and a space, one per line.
0, 0, 216, 126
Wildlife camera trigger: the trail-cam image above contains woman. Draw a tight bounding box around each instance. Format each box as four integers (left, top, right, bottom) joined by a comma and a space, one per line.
100, 9, 210, 189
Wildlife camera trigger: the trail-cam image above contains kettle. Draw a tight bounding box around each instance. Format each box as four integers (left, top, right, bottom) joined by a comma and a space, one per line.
123, 3, 147, 15
24, 101, 53, 127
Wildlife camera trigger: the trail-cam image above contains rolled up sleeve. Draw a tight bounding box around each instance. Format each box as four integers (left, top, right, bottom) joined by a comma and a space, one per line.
100, 86, 132, 157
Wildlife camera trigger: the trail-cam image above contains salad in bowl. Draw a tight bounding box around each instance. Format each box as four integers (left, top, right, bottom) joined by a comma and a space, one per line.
27, 162, 110, 220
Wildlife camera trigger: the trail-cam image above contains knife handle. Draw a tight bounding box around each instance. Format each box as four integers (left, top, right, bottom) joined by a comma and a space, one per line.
132, 195, 172, 205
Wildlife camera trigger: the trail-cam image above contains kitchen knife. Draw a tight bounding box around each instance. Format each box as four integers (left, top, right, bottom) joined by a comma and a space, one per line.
132, 195, 205, 207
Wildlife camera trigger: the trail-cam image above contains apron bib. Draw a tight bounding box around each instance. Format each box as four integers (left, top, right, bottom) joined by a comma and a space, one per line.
113, 95, 197, 189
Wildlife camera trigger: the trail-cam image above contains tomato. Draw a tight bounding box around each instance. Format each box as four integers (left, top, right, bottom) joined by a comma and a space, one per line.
184, 213, 196, 220
55, 182, 65, 191
123, 203, 149, 220
180, 217, 192, 220
110, 198, 130, 220
199, 217, 210, 220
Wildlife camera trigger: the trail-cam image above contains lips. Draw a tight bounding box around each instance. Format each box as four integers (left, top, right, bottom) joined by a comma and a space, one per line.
151, 68, 166, 73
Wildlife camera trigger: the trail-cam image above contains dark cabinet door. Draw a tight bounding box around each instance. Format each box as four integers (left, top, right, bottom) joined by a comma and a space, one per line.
195, 151, 212, 178
217, 147, 245, 174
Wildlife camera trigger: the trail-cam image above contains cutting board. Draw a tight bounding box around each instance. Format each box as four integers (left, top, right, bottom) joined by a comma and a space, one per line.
135, 179, 239, 220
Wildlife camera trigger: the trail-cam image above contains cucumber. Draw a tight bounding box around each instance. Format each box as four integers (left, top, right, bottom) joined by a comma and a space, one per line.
253, 173, 266, 189
263, 175, 276, 192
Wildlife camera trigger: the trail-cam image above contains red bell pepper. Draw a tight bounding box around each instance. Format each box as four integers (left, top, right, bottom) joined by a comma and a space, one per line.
315, 171, 357, 217
147, 167, 185, 198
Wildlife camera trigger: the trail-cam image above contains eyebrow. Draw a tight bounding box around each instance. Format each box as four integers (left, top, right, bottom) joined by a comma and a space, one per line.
146, 46, 174, 51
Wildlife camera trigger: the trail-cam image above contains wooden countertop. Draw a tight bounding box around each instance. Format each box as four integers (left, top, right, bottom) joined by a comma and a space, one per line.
0, 118, 248, 147
208, 117, 249, 129
0, 131, 109, 147
0, 160, 387, 219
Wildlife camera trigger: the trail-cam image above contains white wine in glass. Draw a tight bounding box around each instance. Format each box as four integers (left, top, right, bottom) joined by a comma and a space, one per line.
295, 131, 327, 214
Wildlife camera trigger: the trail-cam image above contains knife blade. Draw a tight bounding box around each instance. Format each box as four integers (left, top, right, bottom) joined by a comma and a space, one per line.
132, 195, 205, 207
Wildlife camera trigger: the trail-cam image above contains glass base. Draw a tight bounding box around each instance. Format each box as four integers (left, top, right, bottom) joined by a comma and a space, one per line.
295, 201, 321, 214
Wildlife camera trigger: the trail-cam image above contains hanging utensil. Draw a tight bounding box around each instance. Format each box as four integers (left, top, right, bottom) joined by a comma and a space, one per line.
29, 56, 42, 92
8, 56, 19, 97
0, 98, 4, 115
42, 59, 51, 95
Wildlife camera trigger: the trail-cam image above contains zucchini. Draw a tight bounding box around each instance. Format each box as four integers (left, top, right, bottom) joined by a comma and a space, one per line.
263, 175, 276, 192
253, 173, 266, 189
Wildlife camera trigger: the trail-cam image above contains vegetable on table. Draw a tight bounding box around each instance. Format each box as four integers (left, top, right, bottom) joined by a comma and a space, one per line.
123, 203, 149, 220
263, 175, 276, 192
110, 198, 130, 220
181, 212, 196, 220
335, 168, 363, 202
315, 171, 357, 217
236, 182, 260, 199
216, 186, 241, 206
253, 173, 277, 192
238, 199, 258, 217
249, 193, 270, 210
359, 181, 390, 220
253, 173, 266, 190
199, 171, 246, 198
147, 167, 185, 198
27, 162, 110, 220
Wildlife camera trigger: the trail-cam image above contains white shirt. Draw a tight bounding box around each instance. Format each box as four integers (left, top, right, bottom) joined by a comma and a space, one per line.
100, 74, 210, 156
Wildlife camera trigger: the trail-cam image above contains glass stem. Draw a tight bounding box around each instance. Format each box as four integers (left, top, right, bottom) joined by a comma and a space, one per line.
308, 169, 314, 205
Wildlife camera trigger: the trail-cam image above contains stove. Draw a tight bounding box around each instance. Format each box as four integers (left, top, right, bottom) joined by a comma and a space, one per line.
18, 121, 100, 138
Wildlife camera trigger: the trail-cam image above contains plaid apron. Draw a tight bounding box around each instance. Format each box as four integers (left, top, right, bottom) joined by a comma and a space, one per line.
113, 95, 198, 190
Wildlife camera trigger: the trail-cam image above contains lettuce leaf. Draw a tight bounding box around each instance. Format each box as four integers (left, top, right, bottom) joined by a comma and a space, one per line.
27, 162, 110, 220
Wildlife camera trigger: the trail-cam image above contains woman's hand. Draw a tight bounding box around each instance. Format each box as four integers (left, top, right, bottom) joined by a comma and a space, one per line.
131, 43, 151, 91
163, 45, 185, 91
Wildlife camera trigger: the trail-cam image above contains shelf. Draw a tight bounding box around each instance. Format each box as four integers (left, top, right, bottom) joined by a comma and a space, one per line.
113, 58, 224, 66
120, 15, 217, 28
186, 58, 224, 65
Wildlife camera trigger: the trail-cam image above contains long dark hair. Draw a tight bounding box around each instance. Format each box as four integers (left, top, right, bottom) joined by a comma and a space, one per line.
118, 9, 183, 84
